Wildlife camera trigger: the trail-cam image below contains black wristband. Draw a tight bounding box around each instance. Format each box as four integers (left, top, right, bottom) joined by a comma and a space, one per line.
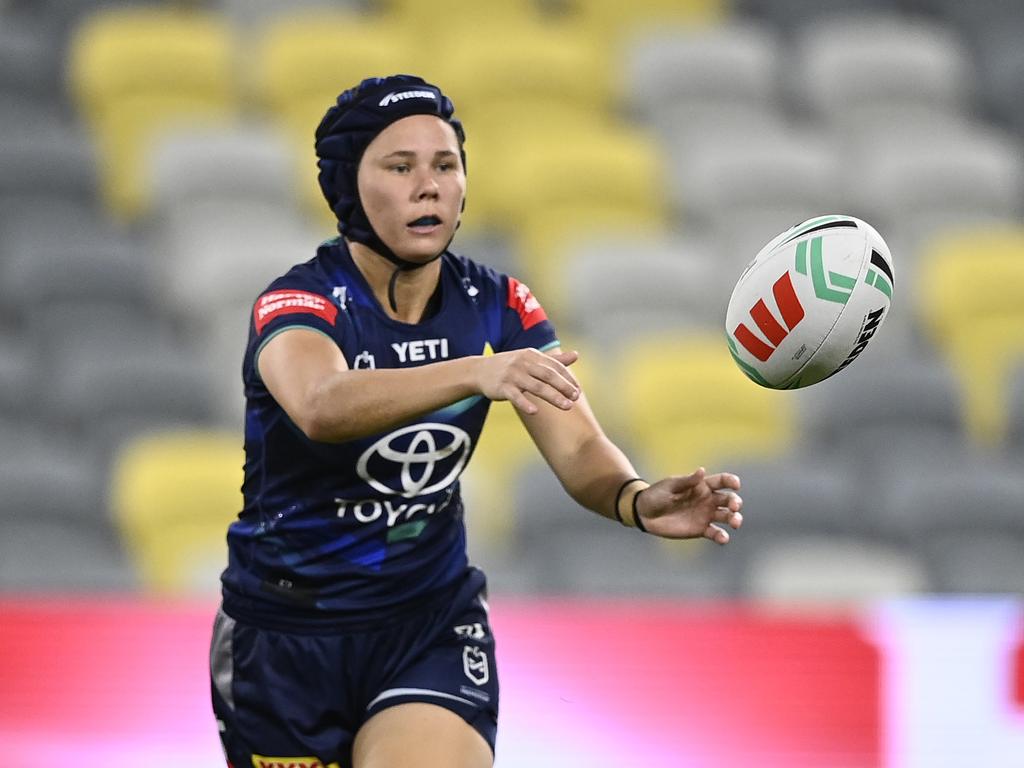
632, 488, 648, 533
613, 477, 643, 526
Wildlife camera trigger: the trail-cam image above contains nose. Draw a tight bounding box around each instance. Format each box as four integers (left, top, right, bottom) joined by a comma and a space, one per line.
414, 171, 440, 201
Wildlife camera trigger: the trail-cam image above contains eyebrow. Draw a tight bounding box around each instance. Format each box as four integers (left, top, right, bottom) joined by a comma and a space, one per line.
381, 150, 458, 159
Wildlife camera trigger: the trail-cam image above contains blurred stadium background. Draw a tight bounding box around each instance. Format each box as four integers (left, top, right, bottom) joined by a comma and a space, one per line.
1, 0, 1024, 766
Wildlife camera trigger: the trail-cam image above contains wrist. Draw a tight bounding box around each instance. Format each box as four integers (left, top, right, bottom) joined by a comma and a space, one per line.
613, 477, 650, 529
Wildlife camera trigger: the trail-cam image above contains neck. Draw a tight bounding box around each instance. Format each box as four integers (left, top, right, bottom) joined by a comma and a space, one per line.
347, 240, 443, 323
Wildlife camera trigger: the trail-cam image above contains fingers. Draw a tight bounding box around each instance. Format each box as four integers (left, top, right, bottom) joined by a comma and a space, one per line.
508, 350, 580, 414
705, 471, 741, 492
712, 505, 743, 530
550, 349, 579, 368
704, 524, 730, 545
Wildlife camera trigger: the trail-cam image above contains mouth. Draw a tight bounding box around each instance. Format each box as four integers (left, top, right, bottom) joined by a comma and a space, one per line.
407, 215, 443, 233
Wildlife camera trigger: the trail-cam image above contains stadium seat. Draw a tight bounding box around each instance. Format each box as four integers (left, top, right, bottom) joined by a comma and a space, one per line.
153, 202, 319, 315
0, 335, 35, 420
743, 536, 931, 603
433, 24, 610, 123
0, 516, 137, 592
503, 459, 740, 597
489, 123, 669, 298
915, 226, 1024, 444
147, 124, 302, 215
735, 0, 896, 31
887, 453, 1024, 592
45, 342, 219, 447
621, 22, 783, 133
378, 0, 542, 37
556, 231, 717, 345
972, 20, 1024, 139
800, 357, 969, 476
0, 223, 153, 325
514, 206, 669, 313
791, 13, 972, 127
616, 332, 795, 478
560, 0, 726, 51
111, 429, 243, 595
0, 123, 100, 220
66, 7, 240, 218
844, 125, 1024, 257
1008, 365, 1024, 456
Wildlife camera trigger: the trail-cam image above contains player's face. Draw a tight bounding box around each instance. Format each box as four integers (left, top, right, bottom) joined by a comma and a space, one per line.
357, 114, 466, 263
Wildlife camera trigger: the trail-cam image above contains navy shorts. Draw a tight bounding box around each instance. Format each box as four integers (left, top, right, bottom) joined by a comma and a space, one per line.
210, 567, 498, 768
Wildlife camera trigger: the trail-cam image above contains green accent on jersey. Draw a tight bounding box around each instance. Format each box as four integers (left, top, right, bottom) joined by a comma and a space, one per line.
727, 335, 772, 387
810, 236, 852, 304
433, 394, 484, 419
387, 520, 428, 543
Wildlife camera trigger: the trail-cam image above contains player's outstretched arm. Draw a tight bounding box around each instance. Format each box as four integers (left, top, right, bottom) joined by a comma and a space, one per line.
517, 349, 743, 543
258, 327, 581, 442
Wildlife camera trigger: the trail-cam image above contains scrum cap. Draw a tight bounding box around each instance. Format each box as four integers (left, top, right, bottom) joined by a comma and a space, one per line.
314, 75, 466, 278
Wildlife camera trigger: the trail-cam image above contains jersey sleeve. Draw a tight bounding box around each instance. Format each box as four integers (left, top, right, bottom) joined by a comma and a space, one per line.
497, 274, 559, 352
248, 275, 348, 371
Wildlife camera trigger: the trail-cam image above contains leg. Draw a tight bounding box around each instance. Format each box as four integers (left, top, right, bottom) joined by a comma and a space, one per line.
353, 702, 493, 768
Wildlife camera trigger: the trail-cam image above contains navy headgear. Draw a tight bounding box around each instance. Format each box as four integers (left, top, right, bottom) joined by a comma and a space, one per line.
314, 75, 466, 310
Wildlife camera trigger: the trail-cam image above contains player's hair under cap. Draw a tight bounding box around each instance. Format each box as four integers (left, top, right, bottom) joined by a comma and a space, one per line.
315, 75, 466, 312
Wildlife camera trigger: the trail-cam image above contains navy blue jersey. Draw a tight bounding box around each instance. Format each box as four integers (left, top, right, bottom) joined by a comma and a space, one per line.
221, 238, 558, 622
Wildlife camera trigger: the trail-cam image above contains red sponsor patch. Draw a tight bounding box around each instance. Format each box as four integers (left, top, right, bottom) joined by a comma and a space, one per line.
506, 277, 548, 331
254, 290, 338, 334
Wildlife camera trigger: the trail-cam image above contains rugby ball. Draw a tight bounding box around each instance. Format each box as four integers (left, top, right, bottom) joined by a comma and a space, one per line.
725, 214, 894, 389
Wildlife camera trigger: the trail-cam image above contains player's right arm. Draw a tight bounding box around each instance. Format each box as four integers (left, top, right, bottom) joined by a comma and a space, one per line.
257, 327, 580, 443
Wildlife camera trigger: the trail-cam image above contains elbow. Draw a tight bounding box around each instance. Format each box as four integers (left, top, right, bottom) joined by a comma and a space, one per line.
291, 387, 350, 443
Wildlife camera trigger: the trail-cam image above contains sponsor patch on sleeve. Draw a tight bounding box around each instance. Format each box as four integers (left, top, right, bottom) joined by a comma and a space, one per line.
254, 289, 338, 334
506, 277, 548, 331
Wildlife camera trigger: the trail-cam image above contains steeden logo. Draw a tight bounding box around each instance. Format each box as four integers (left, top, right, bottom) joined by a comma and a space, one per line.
378, 89, 437, 107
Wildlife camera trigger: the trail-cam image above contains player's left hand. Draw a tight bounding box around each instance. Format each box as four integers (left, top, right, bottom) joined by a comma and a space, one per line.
635, 468, 743, 544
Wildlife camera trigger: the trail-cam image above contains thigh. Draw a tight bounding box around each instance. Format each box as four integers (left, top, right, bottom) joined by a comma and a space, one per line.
361, 573, 499, 754
210, 608, 352, 768
353, 702, 493, 768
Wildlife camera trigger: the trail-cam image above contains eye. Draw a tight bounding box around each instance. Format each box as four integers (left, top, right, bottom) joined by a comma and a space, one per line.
390, 163, 411, 174
437, 161, 458, 173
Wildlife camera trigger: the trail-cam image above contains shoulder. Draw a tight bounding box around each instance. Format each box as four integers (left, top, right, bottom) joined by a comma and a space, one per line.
251, 247, 342, 334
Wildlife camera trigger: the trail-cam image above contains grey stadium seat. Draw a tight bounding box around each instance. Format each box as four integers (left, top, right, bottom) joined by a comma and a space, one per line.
557, 231, 719, 343
790, 13, 973, 126
508, 460, 741, 598
621, 22, 783, 133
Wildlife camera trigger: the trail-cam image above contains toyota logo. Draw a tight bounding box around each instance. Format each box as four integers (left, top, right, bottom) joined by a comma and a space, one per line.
357, 423, 472, 498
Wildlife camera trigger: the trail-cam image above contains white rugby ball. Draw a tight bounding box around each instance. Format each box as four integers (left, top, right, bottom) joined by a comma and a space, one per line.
725, 214, 894, 389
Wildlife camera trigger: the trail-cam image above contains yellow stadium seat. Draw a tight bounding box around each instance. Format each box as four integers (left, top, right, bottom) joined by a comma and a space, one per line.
68, 7, 237, 123
561, 0, 726, 49
478, 121, 669, 302
111, 429, 243, 595
253, 12, 423, 118
617, 332, 795, 478
67, 7, 239, 220
434, 25, 610, 120
917, 226, 1024, 444
379, 0, 541, 36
